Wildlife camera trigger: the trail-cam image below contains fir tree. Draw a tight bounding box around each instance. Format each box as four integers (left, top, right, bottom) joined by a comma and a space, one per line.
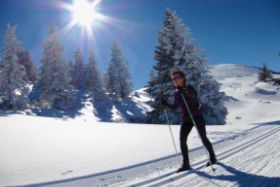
0, 24, 29, 109
84, 52, 105, 100
68, 60, 74, 81
258, 63, 272, 82
72, 48, 84, 90
37, 25, 73, 110
104, 42, 132, 99
198, 70, 228, 124
147, 9, 227, 124
17, 49, 37, 82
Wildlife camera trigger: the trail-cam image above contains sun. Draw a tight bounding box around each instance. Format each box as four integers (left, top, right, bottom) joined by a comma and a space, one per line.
57, 0, 131, 44
71, 0, 97, 28
57, 0, 108, 41
59, 0, 104, 31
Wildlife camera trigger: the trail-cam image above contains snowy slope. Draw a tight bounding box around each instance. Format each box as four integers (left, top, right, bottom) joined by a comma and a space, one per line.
210, 64, 280, 124
209, 64, 260, 80
0, 64, 280, 187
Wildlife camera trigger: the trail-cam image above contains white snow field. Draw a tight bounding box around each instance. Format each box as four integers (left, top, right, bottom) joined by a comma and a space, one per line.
0, 64, 280, 187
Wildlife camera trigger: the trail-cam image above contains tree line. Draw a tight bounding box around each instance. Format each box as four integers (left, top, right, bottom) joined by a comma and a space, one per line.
1, 9, 229, 124
0, 25, 132, 110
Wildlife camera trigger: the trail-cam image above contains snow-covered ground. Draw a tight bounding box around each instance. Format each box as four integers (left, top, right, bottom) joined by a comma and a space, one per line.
0, 64, 280, 187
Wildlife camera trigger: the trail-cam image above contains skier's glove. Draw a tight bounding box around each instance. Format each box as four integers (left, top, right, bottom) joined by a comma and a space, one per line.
160, 98, 168, 106
177, 87, 185, 94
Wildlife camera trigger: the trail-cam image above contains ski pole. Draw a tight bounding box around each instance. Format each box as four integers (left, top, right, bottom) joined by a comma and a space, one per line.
180, 92, 215, 172
164, 109, 178, 153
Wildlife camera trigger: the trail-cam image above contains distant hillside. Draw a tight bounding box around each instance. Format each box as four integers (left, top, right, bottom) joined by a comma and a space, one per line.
209, 64, 260, 80
133, 63, 279, 124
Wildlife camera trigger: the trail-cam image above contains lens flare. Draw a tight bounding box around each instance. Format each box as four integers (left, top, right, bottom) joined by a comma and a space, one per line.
57, 0, 106, 40
56, 0, 141, 50
71, 0, 97, 27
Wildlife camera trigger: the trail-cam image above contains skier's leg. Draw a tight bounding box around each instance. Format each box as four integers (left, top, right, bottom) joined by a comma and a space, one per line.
195, 115, 216, 162
179, 120, 193, 166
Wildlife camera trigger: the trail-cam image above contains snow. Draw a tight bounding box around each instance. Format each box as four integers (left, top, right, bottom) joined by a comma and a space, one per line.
1, 64, 280, 186
210, 64, 280, 124
209, 64, 260, 80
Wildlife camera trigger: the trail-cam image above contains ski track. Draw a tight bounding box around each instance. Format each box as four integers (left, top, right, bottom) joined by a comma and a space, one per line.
20, 124, 280, 187
132, 125, 280, 187
170, 129, 280, 187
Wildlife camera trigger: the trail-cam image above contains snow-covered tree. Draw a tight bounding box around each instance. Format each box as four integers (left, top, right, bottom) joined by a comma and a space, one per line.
196, 66, 228, 125
146, 9, 189, 123
147, 9, 227, 124
258, 63, 272, 82
84, 52, 105, 100
17, 49, 37, 82
0, 24, 29, 109
68, 60, 74, 79
104, 42, 132, 99
71, 48, 84, 90
37, 25, 73, 110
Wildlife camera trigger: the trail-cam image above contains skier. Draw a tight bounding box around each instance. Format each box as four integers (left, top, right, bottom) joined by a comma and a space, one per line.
161, 70, 217, 173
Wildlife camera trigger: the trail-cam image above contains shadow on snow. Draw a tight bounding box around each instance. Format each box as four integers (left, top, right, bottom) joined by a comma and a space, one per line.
1, 91, 147, 123
30, 91, 86, 119
193, 162, 280, 187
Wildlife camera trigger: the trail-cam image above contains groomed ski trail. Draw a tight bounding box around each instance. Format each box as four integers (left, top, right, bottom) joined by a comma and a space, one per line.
21, 124, 280, 187
135, 125, 280, 187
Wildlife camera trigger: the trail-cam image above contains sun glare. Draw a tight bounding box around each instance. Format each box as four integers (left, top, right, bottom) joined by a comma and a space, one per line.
60, 0, 104, 31
57, 0, 107, 41
58, 0, 132, 44
71, 0, 97, 27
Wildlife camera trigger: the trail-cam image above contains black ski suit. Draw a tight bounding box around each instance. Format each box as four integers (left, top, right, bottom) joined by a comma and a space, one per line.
162, 85, 216, 166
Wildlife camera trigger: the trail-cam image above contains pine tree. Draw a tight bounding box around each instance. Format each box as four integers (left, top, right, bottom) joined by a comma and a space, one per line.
147, 9, 227, 124
146, 9, 188, 123
0, 24, 29, 109
258, 63, 272, 82
104, 42, 132, 100
72, 48, 84, 90
198, 71, 228, 124
17, 49, 37, 82
84, 52, 105, 100
272, 56, 280, 85
68, 60, 74, 81
37, 25, 73, 110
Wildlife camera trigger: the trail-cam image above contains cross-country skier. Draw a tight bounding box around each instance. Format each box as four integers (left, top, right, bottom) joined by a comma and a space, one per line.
161, 70, 217, 173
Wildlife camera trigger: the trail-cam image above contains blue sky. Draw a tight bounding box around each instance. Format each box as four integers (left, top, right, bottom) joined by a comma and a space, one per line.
0, 0, 279, 89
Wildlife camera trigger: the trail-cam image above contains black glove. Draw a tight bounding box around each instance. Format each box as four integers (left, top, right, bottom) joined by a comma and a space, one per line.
160, 97, 177, 109
177, 86, 185, 94
160, 97, 168, 106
